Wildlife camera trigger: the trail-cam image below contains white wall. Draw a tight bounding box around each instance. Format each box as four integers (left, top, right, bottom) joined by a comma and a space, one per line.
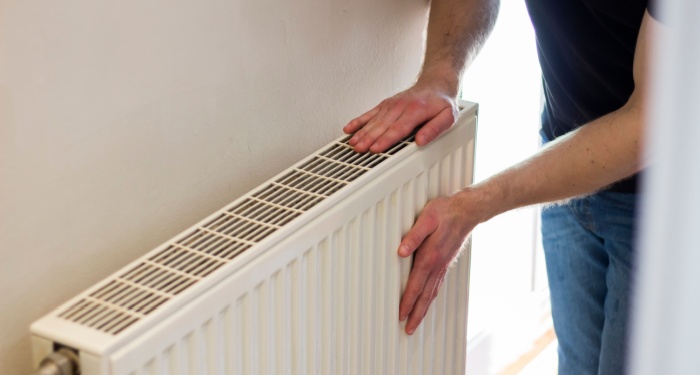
0, 1, 428, 373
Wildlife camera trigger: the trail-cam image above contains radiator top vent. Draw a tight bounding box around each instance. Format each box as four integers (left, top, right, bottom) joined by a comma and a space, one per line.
58, 133, 416, 335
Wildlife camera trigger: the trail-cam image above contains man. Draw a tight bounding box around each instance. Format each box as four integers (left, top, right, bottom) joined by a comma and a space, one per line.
343, 0, 662, 374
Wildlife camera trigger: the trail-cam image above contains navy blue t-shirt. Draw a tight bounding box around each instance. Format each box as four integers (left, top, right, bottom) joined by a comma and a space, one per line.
524, 0, 649, 193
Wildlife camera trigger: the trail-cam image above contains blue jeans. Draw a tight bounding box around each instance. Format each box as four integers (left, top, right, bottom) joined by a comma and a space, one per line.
540, 129, 638, 375
542, 190, 637, 375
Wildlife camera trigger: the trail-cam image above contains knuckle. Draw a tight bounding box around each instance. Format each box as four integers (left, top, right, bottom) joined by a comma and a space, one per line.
357, 126, 373, 138
426, 211, 440, 226
357, 130, 373, 142
377, 117, 395, 130
421, 125, 438, 141
406, 100, 426, 113
406, 284, 421, 297
380, 98, 395, 108
422, 252, 441, 268
390, 121, 413, 135
419, 210, 439, 229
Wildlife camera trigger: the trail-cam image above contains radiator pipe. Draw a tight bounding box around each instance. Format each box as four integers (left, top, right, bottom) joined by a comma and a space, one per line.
35, 348, 79, 375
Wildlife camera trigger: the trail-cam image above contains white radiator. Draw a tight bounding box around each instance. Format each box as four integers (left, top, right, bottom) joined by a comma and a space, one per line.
31, 101, 478, 375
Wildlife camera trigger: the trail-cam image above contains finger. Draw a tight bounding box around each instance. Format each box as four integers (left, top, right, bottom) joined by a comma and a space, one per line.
398, 227, 442, 322
369, 109, 428, 153
415, 107, 456, 146
349, 104, 394, 147
398, 261, 432, 323
405, 269, 447, 335
348, 123, 372, 147
398, 211, 438, 258
344, 106, 381, 136
352, 105, 405, 153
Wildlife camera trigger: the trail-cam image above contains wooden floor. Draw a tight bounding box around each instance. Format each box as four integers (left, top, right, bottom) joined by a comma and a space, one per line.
498, 328, 558, 375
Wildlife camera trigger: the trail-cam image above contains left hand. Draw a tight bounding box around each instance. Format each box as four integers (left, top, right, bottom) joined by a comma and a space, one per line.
343, 78, 458, 154
397, 191, 482, 335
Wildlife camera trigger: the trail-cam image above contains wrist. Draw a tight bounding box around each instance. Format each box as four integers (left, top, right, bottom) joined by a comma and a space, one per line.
416, 64, 461, 98
454, 181, 510, 225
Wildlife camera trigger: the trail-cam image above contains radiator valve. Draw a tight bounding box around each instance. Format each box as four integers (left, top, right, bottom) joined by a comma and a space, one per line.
35, 348, 79, 375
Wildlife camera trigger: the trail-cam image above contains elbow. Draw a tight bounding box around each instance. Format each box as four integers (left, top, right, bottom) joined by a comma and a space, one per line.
486, 0, 501, 30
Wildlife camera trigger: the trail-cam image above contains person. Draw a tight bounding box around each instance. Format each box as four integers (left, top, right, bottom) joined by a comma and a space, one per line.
343, 1, 663, 374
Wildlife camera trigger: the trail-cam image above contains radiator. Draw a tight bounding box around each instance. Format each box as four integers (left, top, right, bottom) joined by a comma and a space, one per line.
31, 101, 478, 375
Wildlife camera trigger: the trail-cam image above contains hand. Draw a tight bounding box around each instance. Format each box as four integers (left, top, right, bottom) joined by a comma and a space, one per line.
397, 191, 482, 335
343, 78, 458, 154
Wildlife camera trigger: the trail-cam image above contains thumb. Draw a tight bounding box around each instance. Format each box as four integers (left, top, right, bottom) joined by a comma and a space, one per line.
416, 107, 455, 146
398, 212, 438, 257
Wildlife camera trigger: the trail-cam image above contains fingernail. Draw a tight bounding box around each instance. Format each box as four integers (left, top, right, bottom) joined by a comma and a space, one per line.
398, 245, 409, 256
417, 135, 426, 144
407, 328, 415, 335
399, 314, 406, 321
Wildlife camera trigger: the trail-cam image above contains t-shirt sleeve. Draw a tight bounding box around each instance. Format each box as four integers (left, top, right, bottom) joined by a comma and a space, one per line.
647, 0, 662, 22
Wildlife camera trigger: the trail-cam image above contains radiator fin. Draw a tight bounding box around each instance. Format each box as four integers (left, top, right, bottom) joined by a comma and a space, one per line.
113, 142, 470, 374
36, 107, 477, 375
58, 134, 416, 334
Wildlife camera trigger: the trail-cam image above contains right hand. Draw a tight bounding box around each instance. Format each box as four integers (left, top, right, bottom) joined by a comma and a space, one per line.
343, 78, 459, 154
397, 190, 483, 335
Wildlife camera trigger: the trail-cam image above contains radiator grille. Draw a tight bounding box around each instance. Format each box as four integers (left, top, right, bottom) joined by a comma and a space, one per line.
108, 139, 473, 375
58, 133, 417, 335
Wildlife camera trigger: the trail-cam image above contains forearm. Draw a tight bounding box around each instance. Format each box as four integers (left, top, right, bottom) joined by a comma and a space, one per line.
467, 103, 646, 222
394, 11, 656, 336
419, 0, 500, 96
343, 0, 499, 153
